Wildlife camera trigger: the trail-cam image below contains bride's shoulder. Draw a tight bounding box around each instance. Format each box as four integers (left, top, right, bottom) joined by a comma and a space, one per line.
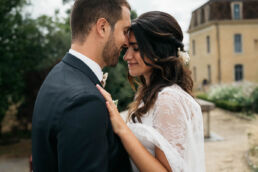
154, 85, 183, 105
158, 84, 186, 98
157, 84, 199, 107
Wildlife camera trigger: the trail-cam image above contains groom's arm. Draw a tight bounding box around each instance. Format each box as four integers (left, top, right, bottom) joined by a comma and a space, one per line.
57, 93, 109, 172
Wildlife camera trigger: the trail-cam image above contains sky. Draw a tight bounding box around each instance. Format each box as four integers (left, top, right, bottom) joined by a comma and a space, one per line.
28, 0, 209, 48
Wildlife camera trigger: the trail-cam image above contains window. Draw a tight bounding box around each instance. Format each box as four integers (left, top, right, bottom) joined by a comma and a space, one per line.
207, 65, 211, 83
231, 2, 242, 20
234, 34, 242, 53
205, 5, 210, 21
197, 10, 201, 25
206, 36, 210, 53
201, 8, 205, 24
233, 4, 240, 19
235, 64, 243, 81
192, 40, 196, 55
193, 67, 197, 82
194, 12, 198, 26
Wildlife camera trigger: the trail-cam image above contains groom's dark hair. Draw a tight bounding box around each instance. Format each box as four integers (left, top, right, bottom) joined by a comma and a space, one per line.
71, 0, 130, 42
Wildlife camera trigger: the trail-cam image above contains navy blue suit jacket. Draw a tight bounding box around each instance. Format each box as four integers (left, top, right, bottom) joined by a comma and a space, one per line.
32, 53, 132, 172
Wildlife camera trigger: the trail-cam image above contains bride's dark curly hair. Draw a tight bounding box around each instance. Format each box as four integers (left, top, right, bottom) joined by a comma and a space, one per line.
128, 11, 193, 123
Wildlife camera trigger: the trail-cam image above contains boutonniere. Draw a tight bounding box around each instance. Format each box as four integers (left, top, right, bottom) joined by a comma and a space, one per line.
101, 72, 108, 87
112, 99, 119, 107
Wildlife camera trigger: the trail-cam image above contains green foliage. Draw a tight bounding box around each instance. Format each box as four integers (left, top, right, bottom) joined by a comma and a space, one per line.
0, 0, 70, 131
0, 0, 28, 124
0, 0, 138, 135
251, 87, 258, 113
197, 82, 258, 114
196, 93, 209, 101
34, 14, 71, 69
131, 10, 137, 20
197, 93, 242, 112
215, 100, 242, 112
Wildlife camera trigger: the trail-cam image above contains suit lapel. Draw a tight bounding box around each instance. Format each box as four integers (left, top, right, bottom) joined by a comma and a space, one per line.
62, 53, 102, 86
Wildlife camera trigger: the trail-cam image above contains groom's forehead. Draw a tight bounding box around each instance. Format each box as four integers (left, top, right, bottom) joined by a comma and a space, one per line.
120, 6, 131, 25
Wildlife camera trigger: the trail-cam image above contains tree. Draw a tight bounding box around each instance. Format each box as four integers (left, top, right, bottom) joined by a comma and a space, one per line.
0, 0, 71, 134
16, 12, 71, 131
0, 0, 138, 136
0, 0, 29, 134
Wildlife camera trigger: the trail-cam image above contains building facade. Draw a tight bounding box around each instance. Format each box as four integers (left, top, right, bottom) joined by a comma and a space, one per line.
188, 0, 258, 89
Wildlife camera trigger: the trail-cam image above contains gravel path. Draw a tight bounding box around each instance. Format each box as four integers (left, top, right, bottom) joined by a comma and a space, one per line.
205, 108, 257, 172
0, 158, 29, 172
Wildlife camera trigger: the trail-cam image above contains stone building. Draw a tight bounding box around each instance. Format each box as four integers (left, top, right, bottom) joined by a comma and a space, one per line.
188, 0, 258, 89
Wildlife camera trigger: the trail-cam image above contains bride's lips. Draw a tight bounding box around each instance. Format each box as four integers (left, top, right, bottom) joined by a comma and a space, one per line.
128, 62, 138, 68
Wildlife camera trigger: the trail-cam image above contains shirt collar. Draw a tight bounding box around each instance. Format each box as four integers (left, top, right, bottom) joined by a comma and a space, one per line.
69, 49, 103, 81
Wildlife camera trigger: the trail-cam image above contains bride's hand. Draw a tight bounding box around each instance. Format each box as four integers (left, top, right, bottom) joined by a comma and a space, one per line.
96, 84, 129, 136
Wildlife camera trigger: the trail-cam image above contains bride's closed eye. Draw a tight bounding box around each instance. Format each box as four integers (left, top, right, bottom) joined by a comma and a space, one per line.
133, 47, 139, 52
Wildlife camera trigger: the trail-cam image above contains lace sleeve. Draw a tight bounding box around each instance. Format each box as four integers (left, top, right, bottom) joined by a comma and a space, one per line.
128, 87, 205, 172
153, 90, 188, 158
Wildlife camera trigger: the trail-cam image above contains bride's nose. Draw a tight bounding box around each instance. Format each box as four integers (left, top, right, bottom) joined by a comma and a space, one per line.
123, 48, 132, 61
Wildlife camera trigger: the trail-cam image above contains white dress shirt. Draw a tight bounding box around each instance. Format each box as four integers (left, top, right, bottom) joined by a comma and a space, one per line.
69, 49, 103, 82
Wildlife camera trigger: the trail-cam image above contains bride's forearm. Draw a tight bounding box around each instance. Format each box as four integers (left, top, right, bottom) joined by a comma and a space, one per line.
117, 127, 168, 172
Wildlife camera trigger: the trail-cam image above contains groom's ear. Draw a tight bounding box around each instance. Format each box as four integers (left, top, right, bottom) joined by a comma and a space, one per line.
96, 18, 111, 38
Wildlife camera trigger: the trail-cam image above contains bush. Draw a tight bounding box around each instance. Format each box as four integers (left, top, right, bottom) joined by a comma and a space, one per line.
214, 100, 242, 112
197, 93, 242, 112
197, 82, 258, 113
196, 93, 209, 101
251, 87, 258, 113
0, 0, 71, 134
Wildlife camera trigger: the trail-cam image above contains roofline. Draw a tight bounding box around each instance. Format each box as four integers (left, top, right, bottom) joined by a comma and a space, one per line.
191, 0, 257, 14
191, 1, 211, 14
188, 19, 258, 33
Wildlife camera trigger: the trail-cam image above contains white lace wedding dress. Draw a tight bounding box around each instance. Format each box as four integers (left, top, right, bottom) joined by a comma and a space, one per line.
127, 84, 205, 172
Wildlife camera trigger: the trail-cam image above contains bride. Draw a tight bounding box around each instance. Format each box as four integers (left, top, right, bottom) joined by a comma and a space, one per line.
97, 11, 205, 172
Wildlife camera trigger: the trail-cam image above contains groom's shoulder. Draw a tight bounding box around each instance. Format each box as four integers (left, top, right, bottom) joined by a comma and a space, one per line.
45, 59, 90, 86
40, 60, 103, 102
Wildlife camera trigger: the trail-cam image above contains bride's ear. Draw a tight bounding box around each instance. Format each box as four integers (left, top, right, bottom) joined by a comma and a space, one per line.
96, 18, 111, 38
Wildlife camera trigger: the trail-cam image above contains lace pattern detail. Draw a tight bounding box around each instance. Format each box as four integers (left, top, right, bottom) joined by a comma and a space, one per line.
128, 84, 205, 172
128, 123, 186, 172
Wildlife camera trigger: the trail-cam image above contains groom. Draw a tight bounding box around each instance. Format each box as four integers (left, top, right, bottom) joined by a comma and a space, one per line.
32, 0, 132, 171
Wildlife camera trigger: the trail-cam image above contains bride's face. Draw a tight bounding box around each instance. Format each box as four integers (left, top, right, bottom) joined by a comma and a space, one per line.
123, 33, 152, 77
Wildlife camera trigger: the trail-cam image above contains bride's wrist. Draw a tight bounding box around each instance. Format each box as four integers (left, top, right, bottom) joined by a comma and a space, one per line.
116, 124, 130, 137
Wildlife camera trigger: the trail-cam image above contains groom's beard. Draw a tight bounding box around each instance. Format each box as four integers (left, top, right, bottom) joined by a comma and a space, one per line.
102, 33, 121, 67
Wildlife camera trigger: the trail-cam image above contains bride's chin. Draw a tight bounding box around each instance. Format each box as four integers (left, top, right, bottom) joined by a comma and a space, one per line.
129, 71, 139, 77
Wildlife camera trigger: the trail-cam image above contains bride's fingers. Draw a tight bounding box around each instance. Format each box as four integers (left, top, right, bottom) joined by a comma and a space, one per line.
106, 101, 115, 115
96, 85, 119, 115
96, 84, 112, 101
107, 99, 119, 113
